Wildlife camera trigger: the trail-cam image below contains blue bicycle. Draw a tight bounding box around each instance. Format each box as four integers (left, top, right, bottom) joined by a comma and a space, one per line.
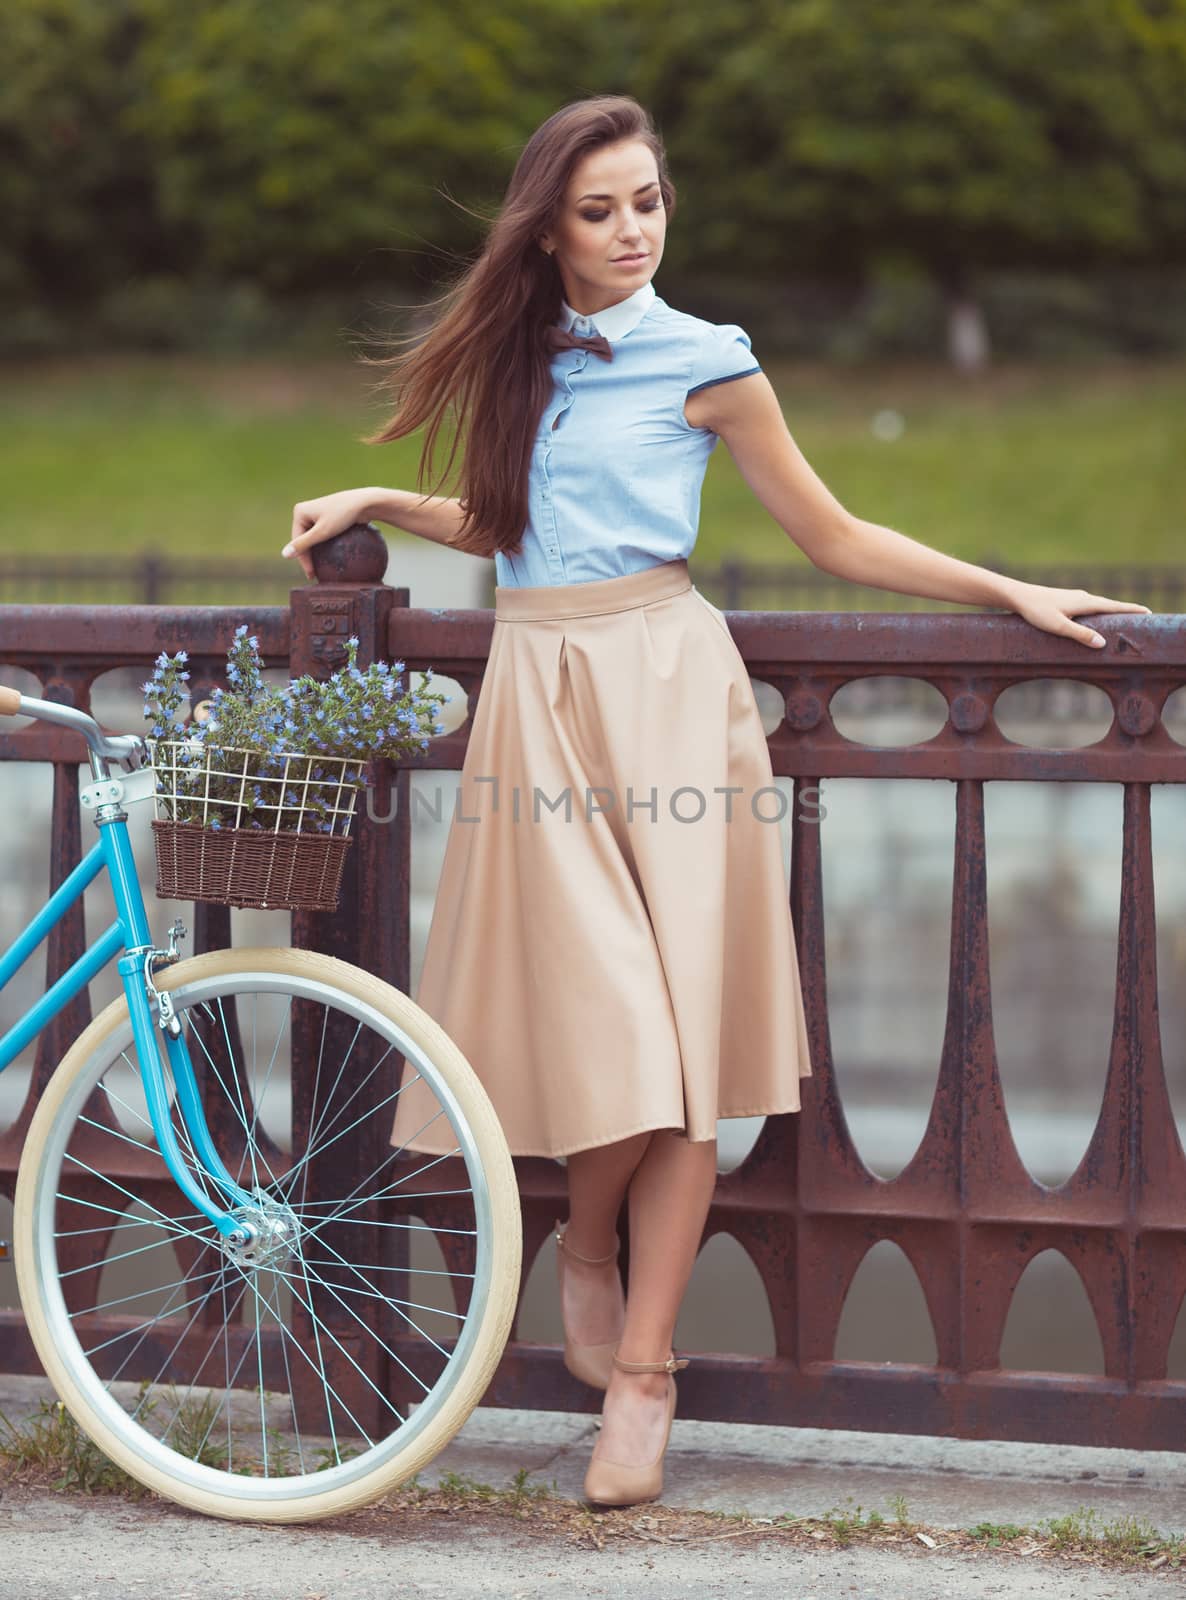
0, 685, 520, 1522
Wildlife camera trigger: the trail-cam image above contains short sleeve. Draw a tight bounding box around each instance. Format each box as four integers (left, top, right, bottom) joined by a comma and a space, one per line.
685, 322, 762, 398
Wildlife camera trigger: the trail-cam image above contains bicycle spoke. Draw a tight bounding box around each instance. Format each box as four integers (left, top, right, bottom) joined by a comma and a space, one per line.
302, 1259, 475, 1281
243, 993, 292, 1165
150, 1275, 259, 1460
293, 1263, 467, 1321
277, 1082, 441, 1207
82, 1268, 224, 1363
260, 1264, 306, 1476
54, 1207, 206, 1239
292, 1229, 452, 1371
303, 1214, 475, 1235
57, 1164, 215, 1246
70, 1264, 226, 1321
251, 1260, 268, 1473
289, 1221, 342, 1466
286, 1116, 457, 1229
297, 1030, 399, 1180
230, 1255, 379, 1452
269, 1244, 422, 1410
295, 1001, 333, 1215
59, 1232, 208, 1280
300, 1014, 367, 1164
186, 1003, 281, 1193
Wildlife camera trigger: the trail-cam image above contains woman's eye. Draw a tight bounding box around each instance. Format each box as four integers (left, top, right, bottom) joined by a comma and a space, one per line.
580, 200, 662, 223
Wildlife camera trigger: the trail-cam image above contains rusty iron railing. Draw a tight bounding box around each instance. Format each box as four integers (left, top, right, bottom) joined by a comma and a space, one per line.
5, 546, 1183, 621
2, 541, 1186, 1449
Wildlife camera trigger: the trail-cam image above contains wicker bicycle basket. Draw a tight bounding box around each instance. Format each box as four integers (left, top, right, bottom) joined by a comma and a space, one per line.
147, 738, 365, 912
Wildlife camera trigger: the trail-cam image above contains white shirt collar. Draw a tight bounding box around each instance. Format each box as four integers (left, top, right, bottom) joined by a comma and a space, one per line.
557, 280, 656, 342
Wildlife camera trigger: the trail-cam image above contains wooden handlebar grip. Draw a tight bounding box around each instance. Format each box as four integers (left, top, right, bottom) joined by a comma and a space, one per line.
0, 687, 24, 716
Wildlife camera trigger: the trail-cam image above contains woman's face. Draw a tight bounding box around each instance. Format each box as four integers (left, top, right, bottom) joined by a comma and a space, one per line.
540, 138, 666, 314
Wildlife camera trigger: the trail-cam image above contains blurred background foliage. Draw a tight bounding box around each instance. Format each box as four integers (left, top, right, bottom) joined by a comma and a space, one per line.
3, 0, 1184, 572
4, 0, 1186, 362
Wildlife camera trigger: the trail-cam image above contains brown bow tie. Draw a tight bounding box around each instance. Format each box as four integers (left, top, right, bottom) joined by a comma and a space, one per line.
544, 323, 614, 361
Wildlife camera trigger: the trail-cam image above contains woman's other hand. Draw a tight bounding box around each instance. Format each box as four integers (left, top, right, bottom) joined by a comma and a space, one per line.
1006, 582, 1152, 648
283, 488, 379, 581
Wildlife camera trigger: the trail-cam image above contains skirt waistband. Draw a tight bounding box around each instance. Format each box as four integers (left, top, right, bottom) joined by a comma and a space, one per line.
495, 559, 692, 621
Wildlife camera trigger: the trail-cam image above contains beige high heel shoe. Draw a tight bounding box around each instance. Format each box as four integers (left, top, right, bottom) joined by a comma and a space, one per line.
582, 1350, 690, 1508
554, 1219, 625, 1391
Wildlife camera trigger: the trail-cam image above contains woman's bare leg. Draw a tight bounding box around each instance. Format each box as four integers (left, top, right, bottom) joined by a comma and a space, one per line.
595, 1129, 718, 1463
559, 1132, 651, 1346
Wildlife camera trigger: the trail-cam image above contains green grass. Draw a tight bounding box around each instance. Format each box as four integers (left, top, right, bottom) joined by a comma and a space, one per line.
0, 1398, 147, 1497
1, 352, 1182, 570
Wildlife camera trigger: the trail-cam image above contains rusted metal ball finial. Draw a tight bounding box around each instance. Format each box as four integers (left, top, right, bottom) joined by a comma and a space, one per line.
310, 522, 389, 585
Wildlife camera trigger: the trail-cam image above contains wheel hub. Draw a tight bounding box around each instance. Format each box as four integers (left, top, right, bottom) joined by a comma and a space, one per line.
222, 1195, 301, 1269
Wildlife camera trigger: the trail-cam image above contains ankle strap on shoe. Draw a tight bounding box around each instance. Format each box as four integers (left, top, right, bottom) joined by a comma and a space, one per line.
612, 1351, 690, 1374
554, 1219, 619, 1265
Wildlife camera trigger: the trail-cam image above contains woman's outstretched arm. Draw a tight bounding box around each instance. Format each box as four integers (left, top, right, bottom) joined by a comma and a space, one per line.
696, 372, 1151, 648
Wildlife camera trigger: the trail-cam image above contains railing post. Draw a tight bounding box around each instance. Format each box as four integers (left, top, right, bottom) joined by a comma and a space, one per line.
286, 522, 407, 989
140, 551, 164, 606
285, 523, 413, 1430
722, 556, 744, 611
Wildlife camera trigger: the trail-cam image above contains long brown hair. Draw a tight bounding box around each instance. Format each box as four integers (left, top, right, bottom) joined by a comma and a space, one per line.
358, 94, 678, 560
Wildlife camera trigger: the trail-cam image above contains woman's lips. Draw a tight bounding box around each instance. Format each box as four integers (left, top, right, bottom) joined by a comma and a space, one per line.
612, 253, 648, 263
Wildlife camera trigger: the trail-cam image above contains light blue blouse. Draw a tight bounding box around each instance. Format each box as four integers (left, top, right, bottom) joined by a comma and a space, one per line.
493, 280, 762, 589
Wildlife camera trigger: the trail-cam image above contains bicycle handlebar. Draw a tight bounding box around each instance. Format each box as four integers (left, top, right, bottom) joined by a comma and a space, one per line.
0, 688, 147, 766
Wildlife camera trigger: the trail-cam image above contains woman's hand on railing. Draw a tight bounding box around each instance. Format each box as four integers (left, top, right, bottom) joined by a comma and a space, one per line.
283, 488, 380, 581
1005, 581, 1152, 648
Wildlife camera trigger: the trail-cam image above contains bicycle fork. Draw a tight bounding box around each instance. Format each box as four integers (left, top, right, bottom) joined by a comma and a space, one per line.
94, 783, 266, 1252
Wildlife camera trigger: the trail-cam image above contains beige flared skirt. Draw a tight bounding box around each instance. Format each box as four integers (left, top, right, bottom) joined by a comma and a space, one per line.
389, 556, 812, 1160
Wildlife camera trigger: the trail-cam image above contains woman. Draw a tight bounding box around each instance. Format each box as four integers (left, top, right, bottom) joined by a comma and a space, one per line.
281, 94, 1150, 1509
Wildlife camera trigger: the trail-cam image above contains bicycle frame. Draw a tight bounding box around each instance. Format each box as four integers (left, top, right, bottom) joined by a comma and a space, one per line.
0, 704, 260, 1244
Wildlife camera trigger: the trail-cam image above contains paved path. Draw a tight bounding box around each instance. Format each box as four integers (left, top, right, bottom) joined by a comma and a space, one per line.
0, 1481, 1170, 1598
1, 1376, 1181, 1595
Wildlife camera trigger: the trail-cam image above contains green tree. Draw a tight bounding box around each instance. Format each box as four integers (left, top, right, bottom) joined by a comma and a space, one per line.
0, 0, 152, 312
627, 0, 1186, 367
124, 0, 618, 288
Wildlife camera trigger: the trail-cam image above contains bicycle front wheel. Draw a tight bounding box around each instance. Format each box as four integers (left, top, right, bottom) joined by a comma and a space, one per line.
14, 946, 521, 1523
